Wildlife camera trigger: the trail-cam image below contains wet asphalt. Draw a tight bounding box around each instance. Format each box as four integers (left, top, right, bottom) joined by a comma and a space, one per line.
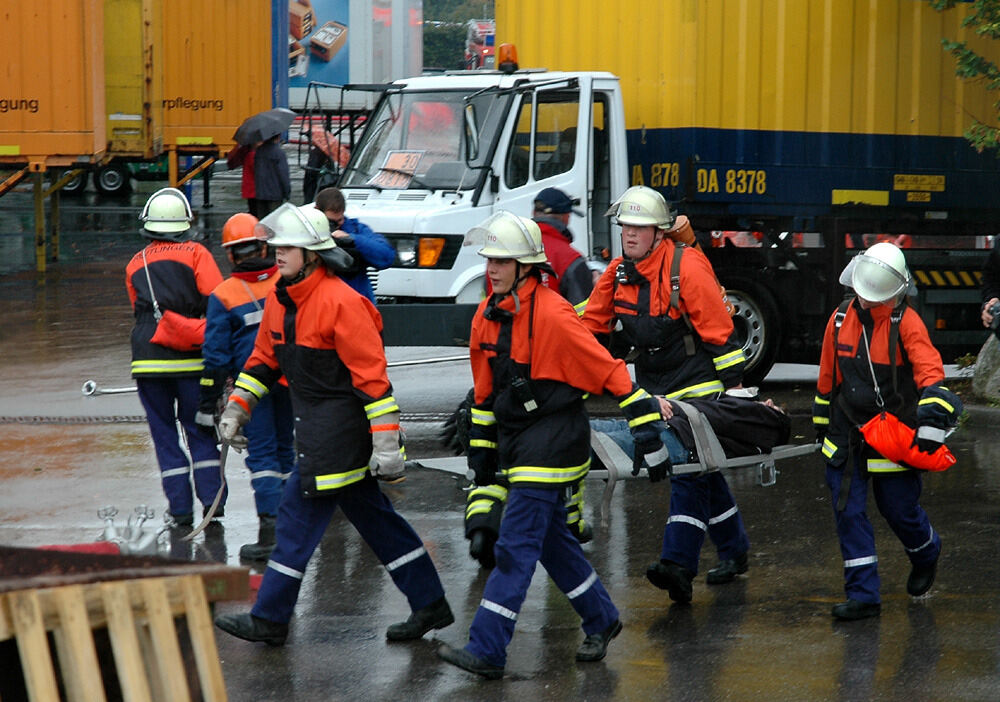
1, 172, 998, 700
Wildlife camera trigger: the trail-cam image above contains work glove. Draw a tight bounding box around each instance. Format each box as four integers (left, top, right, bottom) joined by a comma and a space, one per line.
440, 387, 474, 455
468, 528, 497, 570
219, 388, 256, 451
194, 410, 218, 439
618, 386, 671, 483
370, 411, 406, 481
912, 426, 946, 455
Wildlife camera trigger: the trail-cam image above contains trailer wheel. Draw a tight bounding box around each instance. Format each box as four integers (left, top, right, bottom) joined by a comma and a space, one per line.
94, 163, 132, 195
721, 277, 780, 386
58, 170, 89, 195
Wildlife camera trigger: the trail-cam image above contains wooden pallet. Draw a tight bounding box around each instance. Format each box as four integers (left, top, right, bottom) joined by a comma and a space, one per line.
0, 574, 227, 702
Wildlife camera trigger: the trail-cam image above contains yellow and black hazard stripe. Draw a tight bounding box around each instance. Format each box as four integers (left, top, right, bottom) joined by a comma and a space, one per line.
911, 269, 982, 288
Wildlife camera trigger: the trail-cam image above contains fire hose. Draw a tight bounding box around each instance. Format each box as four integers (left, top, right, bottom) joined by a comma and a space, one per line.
80, 354, 471, 396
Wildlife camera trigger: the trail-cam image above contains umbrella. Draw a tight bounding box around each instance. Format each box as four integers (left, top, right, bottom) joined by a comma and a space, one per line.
233, 107, 297, 145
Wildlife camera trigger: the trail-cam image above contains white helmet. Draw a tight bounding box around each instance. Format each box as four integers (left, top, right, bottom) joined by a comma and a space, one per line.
605, 185, 675, 229
840, 242, 911, 303
254, 203, 336, 251
140, 187, 192, 240
471, 211, 548, 265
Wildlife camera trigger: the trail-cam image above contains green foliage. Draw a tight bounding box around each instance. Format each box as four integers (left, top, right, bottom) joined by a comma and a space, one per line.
423, 1, 494, 71
424, 24, 467, 71
426, 1, 495, 23
954, 351, 978, 370
930, 1, 1000, 154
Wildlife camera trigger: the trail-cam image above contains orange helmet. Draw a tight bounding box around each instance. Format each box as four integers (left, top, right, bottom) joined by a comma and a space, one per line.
222, 213, 260, 248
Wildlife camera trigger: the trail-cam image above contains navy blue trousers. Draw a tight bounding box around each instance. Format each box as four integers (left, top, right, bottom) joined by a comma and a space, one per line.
136, 376, 225, 518
242, 384, 295, 516
252, 469, 445, 624
826, 456, 940, 603
465, 487, 619, 667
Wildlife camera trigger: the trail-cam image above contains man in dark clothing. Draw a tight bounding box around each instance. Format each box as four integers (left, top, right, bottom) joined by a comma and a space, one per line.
533, 187, 594, 314
253, 135, 291, 217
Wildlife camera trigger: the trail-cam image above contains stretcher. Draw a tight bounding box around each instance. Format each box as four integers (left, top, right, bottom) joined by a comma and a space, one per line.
588, 401, 819, 525
411, 400, 819, 526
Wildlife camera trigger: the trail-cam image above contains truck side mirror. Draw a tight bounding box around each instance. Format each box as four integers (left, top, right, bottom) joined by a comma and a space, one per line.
463, 104, 479, 161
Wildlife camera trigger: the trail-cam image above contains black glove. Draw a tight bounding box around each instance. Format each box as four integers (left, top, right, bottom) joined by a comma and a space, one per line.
467, 446, 497, 486
633, 432, 672, 483
440, 388, 474, 455
194, 410, 218, 439
468, 528, 497, 569
913, 425, 945, 455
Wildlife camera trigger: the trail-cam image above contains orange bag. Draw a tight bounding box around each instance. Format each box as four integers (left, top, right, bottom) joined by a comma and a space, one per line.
859, 412, 956, 472
150, 310, 206, 352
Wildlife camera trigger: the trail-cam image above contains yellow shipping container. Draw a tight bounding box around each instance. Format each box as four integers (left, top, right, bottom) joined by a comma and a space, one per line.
160, 0, 271, 153
496, 0, 1000, 139
0, 0, 105, 167
104, 0, 163, 157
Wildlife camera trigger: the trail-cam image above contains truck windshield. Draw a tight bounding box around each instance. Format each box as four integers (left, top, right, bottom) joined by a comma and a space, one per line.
342, 91, 503, 191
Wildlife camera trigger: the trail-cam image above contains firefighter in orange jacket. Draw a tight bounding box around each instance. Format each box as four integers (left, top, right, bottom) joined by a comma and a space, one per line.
581, 185, 748, 604
126, 188, 225, 527
813, 243, 961, 620
437, 212, 672, 679
213, 203, 452, 646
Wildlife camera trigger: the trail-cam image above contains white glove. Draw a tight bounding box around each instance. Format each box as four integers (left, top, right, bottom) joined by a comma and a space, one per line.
219, 389, 255, 452
370, 412, 405, 481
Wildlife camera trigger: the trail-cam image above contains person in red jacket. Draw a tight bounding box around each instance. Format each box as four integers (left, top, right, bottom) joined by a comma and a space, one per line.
125, 188, 225, 527
532, 187, 594, 314
437, 212, 672, 679
581, 185, 748, 604
227, 142, 259, 215
813, 242, 962, 620
213, 203, 453, 646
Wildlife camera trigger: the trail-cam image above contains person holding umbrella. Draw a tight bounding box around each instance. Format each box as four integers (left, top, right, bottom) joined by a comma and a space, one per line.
231, 108, 296, 217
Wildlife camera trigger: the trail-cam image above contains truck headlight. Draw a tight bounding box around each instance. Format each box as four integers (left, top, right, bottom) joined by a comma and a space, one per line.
395, 238, 417, 266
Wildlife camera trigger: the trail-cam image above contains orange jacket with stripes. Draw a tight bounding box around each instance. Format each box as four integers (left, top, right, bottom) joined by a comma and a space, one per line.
470, 276, 636, 488
813, 298, 944, 470
236, 266, 398, 496
125, 240, 223, 378
581, 238, 744, 398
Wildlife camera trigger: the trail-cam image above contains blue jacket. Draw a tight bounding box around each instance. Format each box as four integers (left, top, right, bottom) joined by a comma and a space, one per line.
199, 267, 279, 410
329, 216, 395, 302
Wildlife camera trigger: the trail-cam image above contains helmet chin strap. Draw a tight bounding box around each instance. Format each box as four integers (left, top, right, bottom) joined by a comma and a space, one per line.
287, 250, 320, 284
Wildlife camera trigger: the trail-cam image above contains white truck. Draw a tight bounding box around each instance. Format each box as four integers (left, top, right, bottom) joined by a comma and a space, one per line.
333, 69, 628, 306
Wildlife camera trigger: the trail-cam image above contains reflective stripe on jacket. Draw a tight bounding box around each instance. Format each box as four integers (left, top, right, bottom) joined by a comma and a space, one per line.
125, 240, 223, 378
239, 266, 396, 496
470, 277, 635, 489
581, 238, 743, 396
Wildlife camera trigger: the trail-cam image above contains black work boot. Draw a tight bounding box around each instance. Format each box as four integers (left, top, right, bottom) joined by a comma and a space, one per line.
831, 599, 881, 621
576, 619, 622, 662
239, 515, 277, 562
438, 643, 504, 680
214, 613, 288, 646
706, 551, 749, 585
386, 596, 454, 641
646, 560, 695, 603
907, 556, 939, 597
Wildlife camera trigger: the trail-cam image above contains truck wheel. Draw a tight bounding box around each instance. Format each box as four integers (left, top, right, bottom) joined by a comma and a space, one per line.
59, 170, 88, 195
94, 163, 132, 195
720, 277, 780, 386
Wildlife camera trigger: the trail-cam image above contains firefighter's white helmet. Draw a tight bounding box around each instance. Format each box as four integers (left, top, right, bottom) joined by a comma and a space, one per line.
840, 242, 911, 303
254, 203, 336, 251
605, 185, 675, 229
471, 211, 548, 265
139, 187, 192, 239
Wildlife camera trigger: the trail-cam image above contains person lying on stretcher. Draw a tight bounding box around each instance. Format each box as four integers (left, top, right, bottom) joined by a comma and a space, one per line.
590, 391, 791, 473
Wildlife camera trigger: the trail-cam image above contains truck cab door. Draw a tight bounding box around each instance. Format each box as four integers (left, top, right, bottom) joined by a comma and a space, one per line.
495, 78, 595, 259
